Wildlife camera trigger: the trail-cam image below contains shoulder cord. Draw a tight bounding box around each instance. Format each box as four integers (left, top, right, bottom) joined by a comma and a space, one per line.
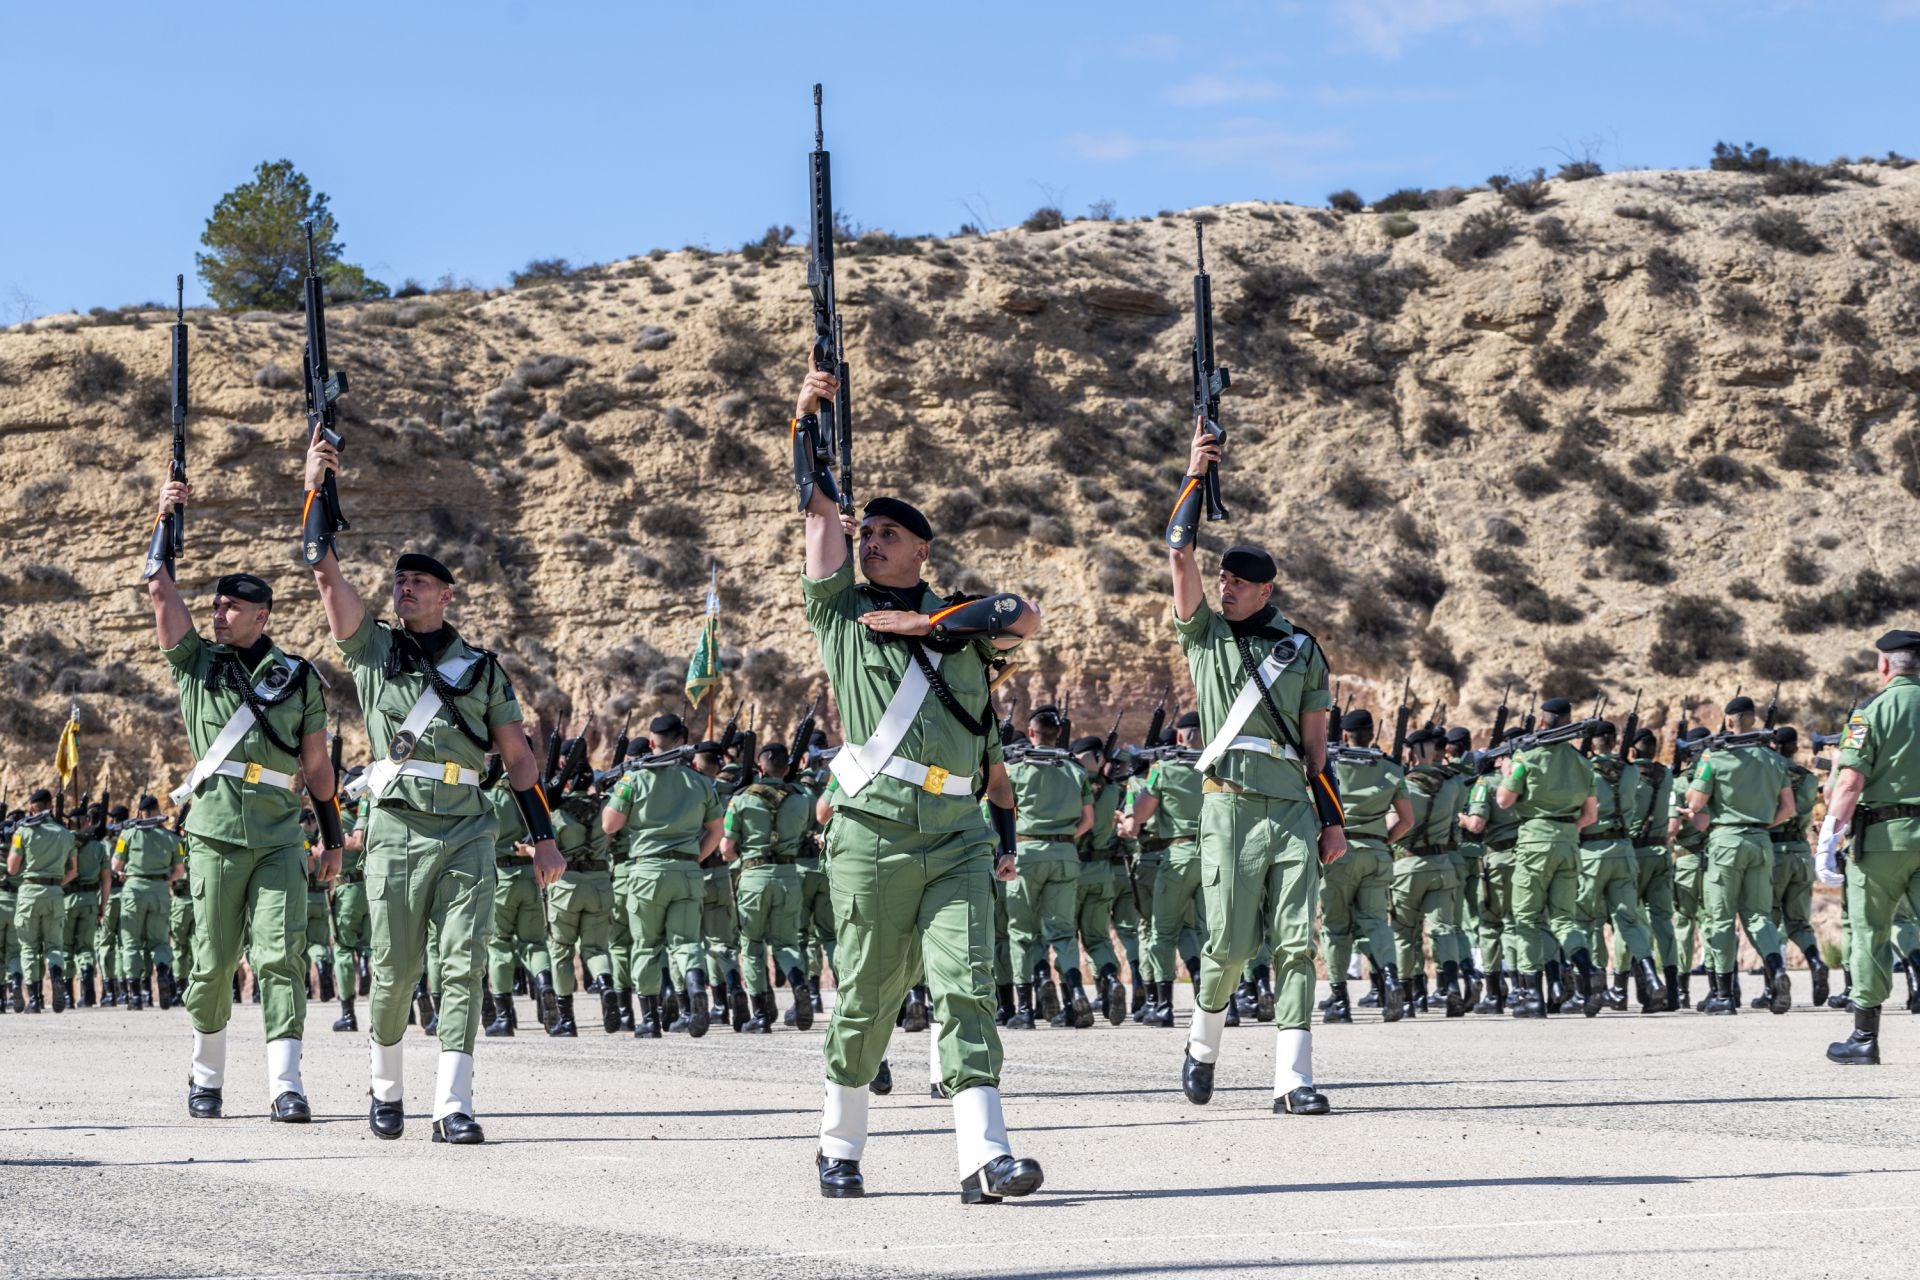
396, 631, 493, 750
1232, 631, 1312, 767
212, 652, 303, 757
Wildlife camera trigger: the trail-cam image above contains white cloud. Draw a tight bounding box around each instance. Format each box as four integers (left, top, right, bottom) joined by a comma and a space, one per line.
1067, 122, 1346, 172
1165, 75, 1288, 107
1332, 0, 1590, 57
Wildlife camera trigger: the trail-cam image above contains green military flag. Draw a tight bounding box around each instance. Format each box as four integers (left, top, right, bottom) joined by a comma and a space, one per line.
686, 565, 721, 707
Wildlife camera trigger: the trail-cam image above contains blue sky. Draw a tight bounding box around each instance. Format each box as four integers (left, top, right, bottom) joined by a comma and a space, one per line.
3, 0, 1914, 319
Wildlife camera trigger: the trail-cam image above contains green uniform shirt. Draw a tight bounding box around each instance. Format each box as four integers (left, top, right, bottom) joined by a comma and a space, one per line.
605, 762, 720, 857
1173, 600, 1331, 801
72, 836, 109, 886
1839, 679, 1920, 852
164, 630, 326, 849
1690, 743, 1789, 828
1330, 748, 1406, 842
1143, 759, 1205, 840
1081, 774, 1123, 855
1504, 741, 1594, 821
554, 794, 608, 864
802, 561, 1011, 834
1671, 766, 1707, 851
10, 816, 75, 878
1586, 753, 1644, 839
1008, 755, 1091, 840
1628, 760, 1670, 846
725, 781, 815, 859
1776, 762, 1818, 842
1402, 763, 1463, 851
116, 819, 185, 877
486, 784, 530, 858
337, 614, 521, 820
1466, 773, 1522, 847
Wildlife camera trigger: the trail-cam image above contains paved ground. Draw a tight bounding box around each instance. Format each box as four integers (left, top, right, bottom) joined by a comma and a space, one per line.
2, 975, 1915, 1280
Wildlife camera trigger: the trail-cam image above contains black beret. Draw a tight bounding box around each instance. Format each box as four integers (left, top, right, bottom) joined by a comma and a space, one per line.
1540, 697, 1572, 716
625, 737, 648, 758
212, 572, 273, 605
1684, 725, 1712, 742
649, 713, 687, 736
1341, 709, 1375, 732
29, 787, 51, 805
863, 496, 932, 541
758, 741, 789, 761
1175, 711, 1201, 730
1724, 695, 1756, 715
1501, 727, 1526, 744
1444, 726, 1471, 747
1591, 719, 1617, 738
395, 553, 454, 585
1773, 726, 1799, 748
1877, 629, 1920, 653
1156, 728, 1177, 745
809, 730, 829, 748
137, 795, 159, 811
1029, 705, 1062, 723
109, 804, 130, 821
1069, 735, 1104, 755
1405, 727, 1435, 746
1632, 729, 1656, 746
1220, 544, 1277, 584
694, 740, 724, 755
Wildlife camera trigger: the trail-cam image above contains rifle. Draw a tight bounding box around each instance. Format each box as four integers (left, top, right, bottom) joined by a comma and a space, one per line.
143, 275, 188, 582
1521, 693, 1537, 735
717, 710, 741, 758
1488, 682, 1512, 750
1101, 710, 1123, 763
552, 716, 592, 795
1487, 717, 1609, 761
1143, 684, 1171, 758
783, 695, 821, 783
797, 84, 852, 517
541, 728, 564, 793
1725, 684, 1742, 732
1388, 674, 1414, 765
1058, 693, 1074, 752
329, 712, 344, 782
299, 221, 350, 566
1762, 682, 1781, 730
1165, 223, 1231, 546
610, 714, 631, 770
1620, 689, 1642, 760
1579, 694, 1607, 755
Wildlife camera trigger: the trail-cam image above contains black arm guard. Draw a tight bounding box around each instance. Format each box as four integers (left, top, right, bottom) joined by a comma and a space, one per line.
313, 795, 346, 850
1310, 767, 1344, 830
792, 415, 842, 512
989, 801, 1018, 861
1165, 474, 1204, 550
514, 784, 557, 844
928, 593, 1026, 642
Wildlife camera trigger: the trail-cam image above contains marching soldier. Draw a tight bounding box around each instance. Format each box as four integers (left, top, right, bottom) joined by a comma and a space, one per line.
302, 433, 564, 1144
1764, 727, 1828, 1005
1682, 695, 1797, 1015
98, 804, 128, 1006
113, 795, 184, 1010
298, 809, 336, 1002
1823, 632, 1920, 1062
330, 783, 373, 1031
1168, 415, 1344, 1117
697, 740, 746, 1028
1123, 715, 1208, 1028
1004, 708, 1095, 1030
484, 758, 555, 1036
791, 364, 1044, 1203
723, 741, 815, 1031
1460, 729, 1524, 1013
1395, 728, 1470, 1016
1580, 722, 1665, 1012
1071, 737, 1130, 1024
1322, 710, 1411, 1022
793, 732, 834, 1023
63, 803, 111, 1007
1495, 697, 1600, 1018
8, 790, 76, 1013
1441, 727, 1488, 1008
1108, 748, 1150, 1019
1612, 729, 1680, 1010
1668, 725, 1713, 1005
545, 772, 618, 1036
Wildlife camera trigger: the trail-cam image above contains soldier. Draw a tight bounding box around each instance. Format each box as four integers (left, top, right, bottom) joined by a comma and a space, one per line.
1495, 697, 1600, 1018
98, 804, 128, 1006
303, 434, 563, 1144
1107, 748, 1149, 1019
1395, 728, 1470, 1016
330, 783, 373, 1031
0, 812, 19, 1010
1124, 715, 1207, 1028
1004, 708, 1095, 1030
792, 364, 1044, 1203
724, 741, 814, 1031
695, 739, 747, 1029
1682, 695, 1796, 1015
601, 714, 722, 1039
793, 732, 834, 1023
298, 809, 336, 1003
603, 741, 645, 1032
1461, 728, 1526, 1013
1581, 722, 1665, 1012
8, 789, 76, 1013
1167, 435, 1343, 1117
1823, 632, 1920, 1062
1763, 727, 1828, 1006
482, 756, 553, 1037
1322, 710, 1411, 1022
541, 770, 617, 1036
1611, 729, 1680, 1010
63, 802, 111, 1007
1441, 726, 1487, 1006
1071, 737, 1130, 1024
1668, 726, 1713, 1006
114, 796, 184, 1009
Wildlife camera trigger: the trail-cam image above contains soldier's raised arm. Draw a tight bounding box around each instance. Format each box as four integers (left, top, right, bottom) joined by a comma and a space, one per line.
146, 475, 193, 651
793, 368, 850, 582
1166, 414, 1217, 623
302, 427, 366, 642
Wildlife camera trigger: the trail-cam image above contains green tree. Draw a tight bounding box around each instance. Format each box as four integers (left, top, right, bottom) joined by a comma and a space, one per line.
196, 159, 388, 309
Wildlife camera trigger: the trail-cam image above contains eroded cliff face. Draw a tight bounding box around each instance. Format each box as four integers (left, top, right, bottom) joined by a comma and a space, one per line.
4, 164, 1918, 789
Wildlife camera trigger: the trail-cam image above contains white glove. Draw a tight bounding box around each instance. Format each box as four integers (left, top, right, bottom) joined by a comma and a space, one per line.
1816, 814, 1847, 886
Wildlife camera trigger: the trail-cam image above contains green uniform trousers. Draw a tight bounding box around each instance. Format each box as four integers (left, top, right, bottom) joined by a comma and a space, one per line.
1512, 823, 1586, 973
1701, 827, 1782, 973
1612, 847, 1676, 972
1319, 838, 1395, 977
608, 860, 636, 991
1006, 840, 1080, 979
119, 880, 174, 981
1673, 851, 1705, 971
1454, 846, 1484, 963
489, 864, 550, 992
1196, 791, 1318, 1027
991, 876, 1012, 985
13, 883, 67, 984
169, 891, 195, 984
1074, 855, 1119, 976
822, 806, 1001, 1094
548, 868, 613, 995
63, 889, 102, 973
184, 835, 307, 1040
796, 856, 835, 982
736, 863, 803, 995
1769, 840, 1819, 959
1393, 852, 1465, 974
1570, 846, 1612, 966
305, 889, 331, 975
363, 807, 494, 1056
1147, 840, 1205, 980
626, 857, 705, 993
0, 892, 15, 978
1843, 832, 1920, 1010
1581, 840, 1654, 963
1478, 846, 1516, 971
700, 864, 737, 987
100, 893, 122, 980
332, 879, 371, 984
1114, 856, 1147, 978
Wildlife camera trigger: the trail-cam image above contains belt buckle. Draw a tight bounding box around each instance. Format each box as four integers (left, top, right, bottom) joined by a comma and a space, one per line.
442, 761, 462, 785
922, 765, 950, 795
242, 762, 263, 784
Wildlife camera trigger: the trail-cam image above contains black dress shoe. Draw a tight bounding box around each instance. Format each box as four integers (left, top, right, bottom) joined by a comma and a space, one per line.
187, 1083, 223, 1119
961, 1154, 1044, 1205
817, 1151, 865, 1198
369, 1098, 405, 1140
868, 1060, 893, 1096
1275, 1086, 1330, 1115
1181, 1049, 1214, 1105
270, 1091, 311, 1123
431, 1113, 485, 1145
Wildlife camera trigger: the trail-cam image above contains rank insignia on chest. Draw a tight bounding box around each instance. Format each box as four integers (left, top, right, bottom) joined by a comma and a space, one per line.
389, 730, 419, 764
261, 664, 291, 693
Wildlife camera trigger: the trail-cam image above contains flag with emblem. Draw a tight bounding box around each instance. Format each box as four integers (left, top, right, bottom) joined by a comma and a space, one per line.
53, 702, 80, 789
685, 565, 722, 708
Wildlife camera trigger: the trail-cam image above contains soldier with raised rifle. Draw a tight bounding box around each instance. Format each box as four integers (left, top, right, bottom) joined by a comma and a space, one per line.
1610, 729, 1681, 1011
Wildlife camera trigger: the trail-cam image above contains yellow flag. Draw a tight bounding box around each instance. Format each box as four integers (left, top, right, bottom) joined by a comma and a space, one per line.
53, 704, 80, 788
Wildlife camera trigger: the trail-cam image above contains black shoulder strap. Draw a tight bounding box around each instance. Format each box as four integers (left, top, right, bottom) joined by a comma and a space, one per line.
1232, 631, 1309, 761
904, 639, 988, 739
396, 631, 491, 750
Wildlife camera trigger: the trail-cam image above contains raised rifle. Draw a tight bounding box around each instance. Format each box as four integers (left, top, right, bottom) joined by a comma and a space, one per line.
1101, 709, 1123, 763
1579, 694, 1607, 755
299, 222, 350, 565
541, 728, 564, 793
717, 710, 741, 758
329, 712, 344, 782
1388, 674, 1414, 765
784, 694, 821, 783
1762, 682, 1781, 730
796, 83, 852, 517
1143, 684, 1171, 757
1521, 693, 1537, 735
143, 275, 189, 582
1669, 701, 1693, 768
611, 714, 631, 770
1058, 693, 1073, 752
1620, 689, 1642, 760
1164, 223, 1231, 546
1488, 682, 1512, 748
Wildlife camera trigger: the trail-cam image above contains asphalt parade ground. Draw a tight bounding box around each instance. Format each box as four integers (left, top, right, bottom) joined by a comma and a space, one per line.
2, 975, 1914, 1280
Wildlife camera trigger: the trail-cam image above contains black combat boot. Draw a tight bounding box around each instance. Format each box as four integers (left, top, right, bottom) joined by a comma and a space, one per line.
548, 995, 578, 1037
50, 966, 68, 1013
8, 976, 24, 1013
1358, 964, 1383, 1008
1699, 971, 1737, 1015
618, 990, 634, 1031
357, 957, 370, 996
1010, 985, 1036, 1030
1441, 960, 1467, 1017
232, 972, 242, 1004
901, 984, 929, 1033
1223, 992, 1241, 1028
1573, 954, 1602, 1020
1676, 969, 1693, 1009
1510, 971, 1547, 1018
726, 971, 751, 1032
1098, 964, 1126, 1026
1408, 971, 1426, 1015
1664, 964, 1681, 1012
1034, 965, 1060, 1023
334, 997, 359, 1033
869, 1060, 893, 1095
1829, 968, 1852, 1010
1764, 953, 1793, 1015
251, 972, 261, 1003
1806, 949, 1831, 1008
634, 995, 663, 1039
1233, 978, 1259, 1020
28, 979, 44, 1013
317, 957, 336, 1003
155, 963, 176, 1008
1609, 970, 1630, 1012
1129, 974, 1147, 1023
1474, 970, 1504, 1016
125, 977, 144, 1011
1253, 964, 1276, 1022
683, 970, 711, 1038
661, 980, 682, 1028
79, 964, 96, 1007
483, 995, 513, 1037
809, 977, 825, 1015
512, 966, 528, 996
412, 980, 434, 1034
1460, 962, 1484, 1013
787, 968, 814, 1031
1181, 1048, 1214, 1105
1065, 971, 1094, 1029
600, 986, 622, 1033
1380, 964, 1407, 1023
533, 971, 559, 1031
1633, 958, 1664, 1013
1323, 981, 1353, 1024
1142, 981, 1175, 1028
1906, 953, 1920, 1014
188, 1082, 222, 1119
818, 1150, 864, 1198
708, 971, 731, 1027
100, 974, 117, 1007
743, 991, 774, 1033
995, 983, 1015, 1026
1544, 959, 1565, 1013
1828, 1005, 1881, 1065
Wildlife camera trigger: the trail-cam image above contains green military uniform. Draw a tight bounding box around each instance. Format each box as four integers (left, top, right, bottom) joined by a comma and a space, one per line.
1140, 753, 1207, 1018
9, 813, 76, 1009
1110, 766, 1147, 1005
604, 756, 718, 1026
483, 781, 550, 1032
115, 816, 184, 1003
728, 776, 813, 1027
1443, 754, 1486, 976
704, 763, 747, 1001
1610, 755, 1678, 998
794, 764, 835, 996
1689, 735, 1791, 1011
1395, 759, 1468, 1011
1466, 769, 1522, 996
301, 833, 333, 996
63, 829, 110, 1003
1670, 760, 1709, 981
604, 768, 638, 1020
1769, 760, 1822, 968
1321, 745, 1404, 1017
1504, 734, 1596, 1006
330, 794, 373, 1025
548, 790, 614, 1008
1076, 765, 1126, 1019
1834, 681, 1920, 1018
1005, 746, 1091, 1023
338, 613, 518, 1119
0, 848, 17, 998
1582, 751, 1660, 1008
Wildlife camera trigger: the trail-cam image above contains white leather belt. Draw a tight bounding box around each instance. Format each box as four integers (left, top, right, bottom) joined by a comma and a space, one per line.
207, 761, 296, 790
877, 757, 974, 796
390, 760, 480, 787
1221, 736, 1299, 762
